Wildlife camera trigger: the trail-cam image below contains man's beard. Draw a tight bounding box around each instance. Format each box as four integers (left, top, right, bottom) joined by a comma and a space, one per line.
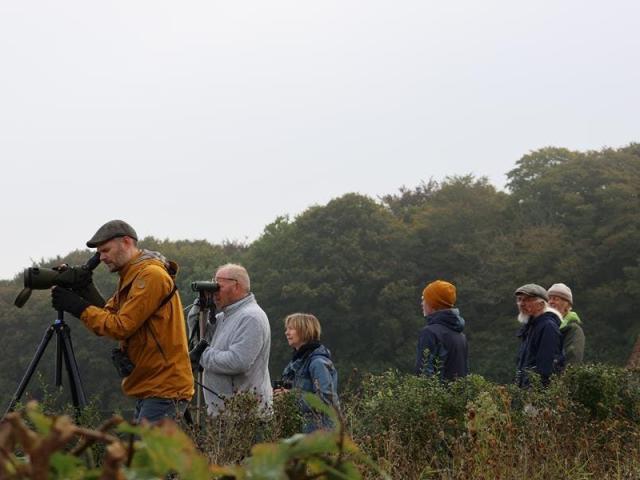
517, 312, 531, 325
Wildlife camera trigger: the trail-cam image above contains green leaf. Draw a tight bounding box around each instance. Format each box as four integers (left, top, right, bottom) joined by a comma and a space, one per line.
49, 452, 85, 479
301, 392, 339, 424
285, 430, 340, 458
127, 421, 210, 480
25, 403, 54, 435
243, 442, 289, 479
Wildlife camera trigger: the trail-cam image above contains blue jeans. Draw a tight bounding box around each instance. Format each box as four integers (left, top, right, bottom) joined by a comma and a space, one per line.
133, 397, 189, 424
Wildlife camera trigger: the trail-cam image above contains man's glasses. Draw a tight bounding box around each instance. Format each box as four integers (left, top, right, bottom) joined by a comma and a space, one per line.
215, 277, 238, 284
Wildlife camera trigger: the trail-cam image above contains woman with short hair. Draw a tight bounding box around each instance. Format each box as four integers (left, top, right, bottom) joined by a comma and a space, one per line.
274, 313, 340, 432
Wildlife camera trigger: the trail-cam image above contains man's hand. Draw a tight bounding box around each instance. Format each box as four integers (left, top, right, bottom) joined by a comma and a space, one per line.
189, 339, 209, 373
51, 287, 91, 318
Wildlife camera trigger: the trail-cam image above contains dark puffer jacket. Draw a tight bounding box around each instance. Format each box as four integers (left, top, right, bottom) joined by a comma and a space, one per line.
416, 308, 469, 380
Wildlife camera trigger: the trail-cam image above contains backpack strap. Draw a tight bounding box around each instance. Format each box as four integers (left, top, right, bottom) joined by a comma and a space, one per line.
145, 281, 178, 362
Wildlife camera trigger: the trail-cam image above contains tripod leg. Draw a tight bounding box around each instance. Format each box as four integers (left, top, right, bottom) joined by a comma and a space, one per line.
195, 309, 208, 428
56, 326, 63, 387
55, 309, 64, 387
196, 371, 203, 427
4, 326, 55, 416
59, 323, 88, 409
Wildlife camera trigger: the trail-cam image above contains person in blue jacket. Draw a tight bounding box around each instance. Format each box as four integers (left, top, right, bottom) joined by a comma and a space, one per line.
514, 283, 564, 388
416, 280, 469, 380
274, 313, 339, 433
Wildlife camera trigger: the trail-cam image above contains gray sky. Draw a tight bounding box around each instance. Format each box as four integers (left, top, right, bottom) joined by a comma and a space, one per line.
1, 1, 638, 280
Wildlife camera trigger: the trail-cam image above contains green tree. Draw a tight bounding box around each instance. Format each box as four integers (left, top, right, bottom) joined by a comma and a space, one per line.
248, 194, 417, 376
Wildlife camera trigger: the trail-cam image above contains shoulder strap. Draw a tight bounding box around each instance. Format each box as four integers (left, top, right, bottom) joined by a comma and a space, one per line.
158, 283, 178, 310
145, 281, 178, 362
126, 279, 177, 360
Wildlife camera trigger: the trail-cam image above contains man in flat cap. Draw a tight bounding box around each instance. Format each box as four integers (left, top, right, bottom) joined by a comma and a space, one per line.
51, 220, 194, 423
514, 283, 563, 388
416, 280, 468, 380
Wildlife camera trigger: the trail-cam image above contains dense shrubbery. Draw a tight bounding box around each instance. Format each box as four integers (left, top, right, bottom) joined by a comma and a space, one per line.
561, 363, 640, 420
2, 365, 639, 479
345, 366, 640, 479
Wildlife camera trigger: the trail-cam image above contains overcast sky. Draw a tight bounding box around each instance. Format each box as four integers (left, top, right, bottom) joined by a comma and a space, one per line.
1, 1, 638, 280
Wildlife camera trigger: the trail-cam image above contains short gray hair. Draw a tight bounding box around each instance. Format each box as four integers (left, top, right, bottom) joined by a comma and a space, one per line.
215, 263, 250, 292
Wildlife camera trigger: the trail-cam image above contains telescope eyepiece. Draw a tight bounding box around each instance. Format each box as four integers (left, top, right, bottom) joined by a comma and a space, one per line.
85, 252, 101, 271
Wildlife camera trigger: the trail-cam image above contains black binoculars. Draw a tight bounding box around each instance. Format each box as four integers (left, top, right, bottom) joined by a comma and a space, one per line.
191, 281, 220, 292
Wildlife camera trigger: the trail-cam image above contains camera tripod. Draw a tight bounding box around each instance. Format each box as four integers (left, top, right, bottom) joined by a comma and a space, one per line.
4, 310, 87, 417
188, 292, 225, 427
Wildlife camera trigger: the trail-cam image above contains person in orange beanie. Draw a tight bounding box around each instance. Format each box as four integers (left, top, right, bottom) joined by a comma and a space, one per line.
416, 280, 468, 380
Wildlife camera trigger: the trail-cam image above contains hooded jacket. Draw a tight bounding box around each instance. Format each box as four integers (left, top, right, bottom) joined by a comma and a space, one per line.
560, 311, 585, 365
516, 309, 563, 387
416, 308, 469, 380
81, 250, 194, 400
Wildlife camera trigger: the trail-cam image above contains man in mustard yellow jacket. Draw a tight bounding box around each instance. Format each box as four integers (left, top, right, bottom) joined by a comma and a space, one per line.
51, 220, 194, 423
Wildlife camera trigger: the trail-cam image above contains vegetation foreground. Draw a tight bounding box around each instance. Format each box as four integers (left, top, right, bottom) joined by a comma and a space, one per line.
2, 364, 639, 479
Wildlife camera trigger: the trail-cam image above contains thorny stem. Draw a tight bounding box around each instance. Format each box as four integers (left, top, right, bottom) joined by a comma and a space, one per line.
71, 416, 124, 455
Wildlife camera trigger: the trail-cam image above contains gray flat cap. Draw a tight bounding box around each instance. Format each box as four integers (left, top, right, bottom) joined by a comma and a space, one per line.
86, 220, 138, 248
514, 283, 548, 301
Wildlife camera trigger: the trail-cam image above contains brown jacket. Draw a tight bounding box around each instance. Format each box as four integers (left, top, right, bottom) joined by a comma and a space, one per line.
81, 251, 194, 400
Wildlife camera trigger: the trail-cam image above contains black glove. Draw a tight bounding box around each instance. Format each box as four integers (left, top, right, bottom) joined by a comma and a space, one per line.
74, 283, 106, 308
189, 339, 209, 373
53, 265, 94, 290
51, 287, 91, 318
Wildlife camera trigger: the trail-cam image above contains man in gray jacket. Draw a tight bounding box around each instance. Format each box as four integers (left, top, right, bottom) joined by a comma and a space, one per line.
190, 263, 272, 415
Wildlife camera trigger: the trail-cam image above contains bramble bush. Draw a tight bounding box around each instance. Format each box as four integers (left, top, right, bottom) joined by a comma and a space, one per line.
344, 366, 640, 479
1, 365, 639, 479
561, 363, 640, 420
343, 371, 490, 477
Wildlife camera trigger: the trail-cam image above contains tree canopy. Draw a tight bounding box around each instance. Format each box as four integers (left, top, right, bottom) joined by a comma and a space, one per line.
0, 144, 638, 413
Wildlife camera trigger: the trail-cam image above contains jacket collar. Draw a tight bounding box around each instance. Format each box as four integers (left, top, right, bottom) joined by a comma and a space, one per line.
518, 308, 561, 337
425, 308, 465, 332
220, 293, 255, 316
291, 341, 322, 362
117, 250, 170, 291
119, 251, 142, 279
560, 310, 582, 329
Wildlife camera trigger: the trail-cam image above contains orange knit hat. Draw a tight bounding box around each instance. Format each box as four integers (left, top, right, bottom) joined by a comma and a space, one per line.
422, 280, 456, 310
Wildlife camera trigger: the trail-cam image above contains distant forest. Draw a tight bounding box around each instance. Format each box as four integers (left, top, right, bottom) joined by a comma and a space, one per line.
1, 144, 638, 413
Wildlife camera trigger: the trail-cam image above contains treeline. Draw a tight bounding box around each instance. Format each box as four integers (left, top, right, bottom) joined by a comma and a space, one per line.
0, 144, 638, 413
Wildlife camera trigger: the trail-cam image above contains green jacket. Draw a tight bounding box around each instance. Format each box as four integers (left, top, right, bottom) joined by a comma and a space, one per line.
560, 311, 585, 365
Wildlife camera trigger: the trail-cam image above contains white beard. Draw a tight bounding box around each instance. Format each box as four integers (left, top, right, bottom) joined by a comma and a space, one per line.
517, 312, 530, 325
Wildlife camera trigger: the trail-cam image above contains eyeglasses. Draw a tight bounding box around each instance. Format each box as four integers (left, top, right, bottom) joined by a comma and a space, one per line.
215, 277, 238, 284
